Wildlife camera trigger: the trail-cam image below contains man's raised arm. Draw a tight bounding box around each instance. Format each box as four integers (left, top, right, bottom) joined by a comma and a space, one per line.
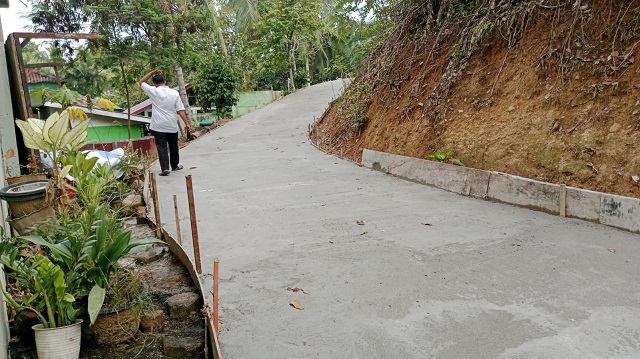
139, 69, 162, 87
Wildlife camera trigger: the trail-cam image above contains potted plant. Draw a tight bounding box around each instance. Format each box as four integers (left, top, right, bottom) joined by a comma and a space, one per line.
91, 267, 147, 344
6, 161, 48, 185
0, 240, 83, 359
0, 206, 163, 357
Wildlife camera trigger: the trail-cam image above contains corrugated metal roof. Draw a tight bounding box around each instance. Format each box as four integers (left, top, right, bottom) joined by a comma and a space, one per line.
25, 68, 57, 84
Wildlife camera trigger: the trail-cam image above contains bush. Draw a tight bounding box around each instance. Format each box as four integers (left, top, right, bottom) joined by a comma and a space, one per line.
294, 68, 309, 89
195, 56, 239, 119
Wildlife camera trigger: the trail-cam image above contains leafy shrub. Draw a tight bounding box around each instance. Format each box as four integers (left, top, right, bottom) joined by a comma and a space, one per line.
427, 149, 464, 166
195, 56, 239, 119
294, 68, 309, 89
255, 69, 289, 91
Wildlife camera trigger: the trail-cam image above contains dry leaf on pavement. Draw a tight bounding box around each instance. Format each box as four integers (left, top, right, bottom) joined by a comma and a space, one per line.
289, 300, 304, 310
356, 220, 365, 225
608, 247, 616, 253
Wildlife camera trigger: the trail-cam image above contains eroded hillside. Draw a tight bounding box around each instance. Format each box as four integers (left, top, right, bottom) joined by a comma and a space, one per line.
311, 0, 640, 197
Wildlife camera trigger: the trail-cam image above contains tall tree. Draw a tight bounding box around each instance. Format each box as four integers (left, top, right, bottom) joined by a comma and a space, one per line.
253, 0, 323, 91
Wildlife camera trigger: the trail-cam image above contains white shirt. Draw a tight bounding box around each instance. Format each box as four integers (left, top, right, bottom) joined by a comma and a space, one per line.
141, 83, 185, 133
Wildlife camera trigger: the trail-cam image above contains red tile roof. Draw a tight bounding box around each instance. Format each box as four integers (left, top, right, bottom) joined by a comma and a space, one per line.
25, 68, 57, 84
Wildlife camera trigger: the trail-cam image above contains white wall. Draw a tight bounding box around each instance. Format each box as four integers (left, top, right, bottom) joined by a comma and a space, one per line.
0, 16, 16, 359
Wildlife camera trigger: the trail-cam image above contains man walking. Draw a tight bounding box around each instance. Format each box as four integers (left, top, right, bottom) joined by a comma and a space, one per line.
139, 69, 191, 176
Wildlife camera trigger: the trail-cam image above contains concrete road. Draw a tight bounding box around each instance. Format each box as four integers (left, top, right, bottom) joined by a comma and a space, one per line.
153, 80, 640, 358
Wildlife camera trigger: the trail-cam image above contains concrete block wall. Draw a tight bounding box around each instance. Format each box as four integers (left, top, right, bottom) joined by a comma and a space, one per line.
362, 149, 640, 234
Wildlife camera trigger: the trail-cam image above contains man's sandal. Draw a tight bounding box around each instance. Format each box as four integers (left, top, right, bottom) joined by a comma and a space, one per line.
172, 165, 184, 171
159, 170, 170, 176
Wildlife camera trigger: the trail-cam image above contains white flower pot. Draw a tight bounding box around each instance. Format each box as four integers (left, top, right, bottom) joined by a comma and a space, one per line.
32, 320, 83, 359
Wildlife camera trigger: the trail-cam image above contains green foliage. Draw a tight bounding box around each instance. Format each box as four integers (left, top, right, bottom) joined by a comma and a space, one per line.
30, 86, 83, 109
427, 149, 451, 162
339, 82, 372, 128
196, 56, 239, 119
0, 249, 80, 328
8, 108, 163, 329
14, 205, 164, 326
63, 150, 132, 210
22, 43, 53, 73
253, 0, 323, 89
255, 69, 289, 91
15, 111, 90, 183
63, 47, 116, 97
294, 68, 310, 89
427, 149, 464, 166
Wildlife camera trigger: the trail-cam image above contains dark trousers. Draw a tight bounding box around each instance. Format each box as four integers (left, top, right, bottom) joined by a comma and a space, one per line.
152, 130, 179, 171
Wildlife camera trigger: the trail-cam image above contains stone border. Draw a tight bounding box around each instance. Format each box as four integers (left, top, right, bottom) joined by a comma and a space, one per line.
144, 220, 223, 359
362, 149, 640, 233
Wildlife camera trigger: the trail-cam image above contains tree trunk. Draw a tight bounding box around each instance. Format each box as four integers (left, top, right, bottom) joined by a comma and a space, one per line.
289, 63, 295, 92
305, 57, 311, 87
119, 60, 132, 141
175, 64, 194, 130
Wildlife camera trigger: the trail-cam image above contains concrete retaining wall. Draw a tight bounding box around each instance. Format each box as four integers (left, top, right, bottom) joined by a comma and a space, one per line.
362, 149, 640, 234
362, 149, 491, 198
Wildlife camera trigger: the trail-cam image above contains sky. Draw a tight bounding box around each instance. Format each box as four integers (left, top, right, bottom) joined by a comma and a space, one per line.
0, 0, 31, 40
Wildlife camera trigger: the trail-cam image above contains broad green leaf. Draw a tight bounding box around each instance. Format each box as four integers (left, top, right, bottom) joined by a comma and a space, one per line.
63, 293, 75, 303
48, 111, 71, 147
26, 293, 39, 305
88, 285, 105, 325
59, 165, 73, 179
41, 111, 60, 144
98, 231, 131, 268
27, 118, 46, 134
82, 156, 99, 174
15, 120, 51, 151
21, 236, 72, 260
60, 119, 90, 150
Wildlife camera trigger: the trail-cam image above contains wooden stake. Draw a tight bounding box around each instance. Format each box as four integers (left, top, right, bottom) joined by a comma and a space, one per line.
560, 184, 567, 217
142, 165, 150, 207
173, 194, 182, 245
150, 172, 162, 239
213, 258, 220, 337
186, 175, 202, 274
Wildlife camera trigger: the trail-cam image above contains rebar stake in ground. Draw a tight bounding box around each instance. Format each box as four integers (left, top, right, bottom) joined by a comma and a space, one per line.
185, 175, 202, 274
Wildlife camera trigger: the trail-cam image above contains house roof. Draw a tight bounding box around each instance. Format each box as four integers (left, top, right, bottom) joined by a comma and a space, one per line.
73, 97, 124, 112
25, 68, 57, 84
129, 83, 193, 115
45, 102, 151, 124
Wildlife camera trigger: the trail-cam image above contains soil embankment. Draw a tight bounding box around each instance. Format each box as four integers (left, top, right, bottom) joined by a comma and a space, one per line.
311, 0, 640, 198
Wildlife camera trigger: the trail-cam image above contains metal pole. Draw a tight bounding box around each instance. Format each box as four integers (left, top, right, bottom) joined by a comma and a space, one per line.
173, 194, 182, 245
150, 172, 162, 239
213, 258, 219, 337
186, 175, 202, 274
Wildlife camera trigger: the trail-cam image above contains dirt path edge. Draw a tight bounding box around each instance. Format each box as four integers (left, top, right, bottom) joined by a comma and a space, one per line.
143, 217, 223, 359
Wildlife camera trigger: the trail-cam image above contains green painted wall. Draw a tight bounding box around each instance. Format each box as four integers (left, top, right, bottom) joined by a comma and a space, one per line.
86, 125, 143, 143
231, 91, 281, 118
28, 82, 58, 91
